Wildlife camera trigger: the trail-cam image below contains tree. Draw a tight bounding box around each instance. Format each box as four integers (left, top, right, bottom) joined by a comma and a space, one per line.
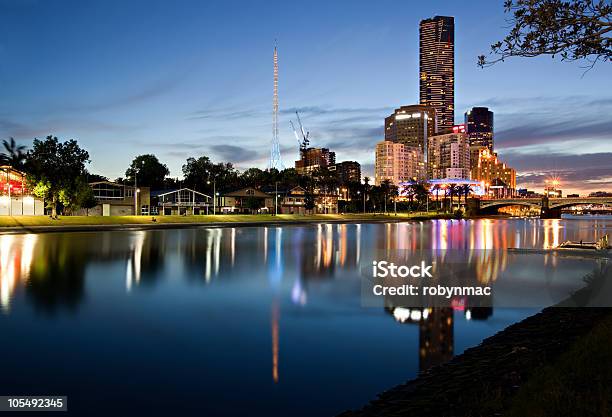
1, 137, 27, 170
244, 196, 263, 213
410, 181, 431, 210
25, 136, 90, 217
432, 184, 442, 211
459, 184, 473, 207
59, 178, 97, 215
84, 171, 109, 183
126, 154, 169, 190
479, 0, 612, 69
182, 156, 213, 191
304, 193, 316, 214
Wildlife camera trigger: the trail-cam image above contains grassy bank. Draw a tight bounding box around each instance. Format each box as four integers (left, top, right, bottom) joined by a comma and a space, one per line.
0, 212, 452, 229
506, 312, 612, 417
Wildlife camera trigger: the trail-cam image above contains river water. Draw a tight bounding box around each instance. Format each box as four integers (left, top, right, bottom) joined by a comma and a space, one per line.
0, 218, 609, 416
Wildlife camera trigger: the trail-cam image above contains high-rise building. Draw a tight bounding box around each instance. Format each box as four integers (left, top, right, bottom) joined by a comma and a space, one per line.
420, 16, 455, 133
384, 104, 436, 168
295, 147, 336, 175
428, 130, 470, 179
470, 148, 516, 197
331, 161, 361, 185
375, 141, 424, 186
465, 107, 494, 149
465, 107, 494, 166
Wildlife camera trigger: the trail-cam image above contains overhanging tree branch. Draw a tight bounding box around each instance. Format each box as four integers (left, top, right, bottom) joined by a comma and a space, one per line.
479, 0, 612, 68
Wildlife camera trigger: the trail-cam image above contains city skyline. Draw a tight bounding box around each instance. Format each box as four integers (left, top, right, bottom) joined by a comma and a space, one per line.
1, 0, 610, 194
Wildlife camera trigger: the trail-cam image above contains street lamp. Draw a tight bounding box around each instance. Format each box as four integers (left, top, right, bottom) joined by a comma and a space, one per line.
8, 183, 12, 216
207, 178, 216, 215
133, 160, 144, 216
275, 181, 279, 216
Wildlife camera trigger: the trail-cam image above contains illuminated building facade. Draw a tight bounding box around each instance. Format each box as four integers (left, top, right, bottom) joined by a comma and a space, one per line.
0, 165, 45, 215
384, 105, 437, 153
544, 180, 562, 198
295, 147, 336, 175
470, 149, 516, 197
375, 141, 425, 186
420, 16, 454, 133
428, 130, 470, 179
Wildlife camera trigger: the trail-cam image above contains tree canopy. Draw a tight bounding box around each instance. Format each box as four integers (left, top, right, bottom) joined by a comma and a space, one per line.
25, 135, 90, 216
125, 154, 170, 189
479, 0, 612, 68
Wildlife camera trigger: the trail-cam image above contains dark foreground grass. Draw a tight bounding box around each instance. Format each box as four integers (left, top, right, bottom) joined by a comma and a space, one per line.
506, 312, 612, 417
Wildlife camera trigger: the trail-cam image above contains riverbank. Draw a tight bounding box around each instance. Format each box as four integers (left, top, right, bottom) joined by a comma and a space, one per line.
340, 266, 612, 417
0, 212, 454, 234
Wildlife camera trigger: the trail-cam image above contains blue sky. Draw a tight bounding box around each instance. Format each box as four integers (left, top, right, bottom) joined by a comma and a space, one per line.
1, 0, 610, 194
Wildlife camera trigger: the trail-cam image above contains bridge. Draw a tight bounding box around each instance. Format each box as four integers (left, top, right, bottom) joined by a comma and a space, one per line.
471, 197, 612, 218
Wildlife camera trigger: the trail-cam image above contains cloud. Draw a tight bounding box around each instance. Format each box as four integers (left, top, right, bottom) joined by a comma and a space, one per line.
210, 144, 262, 163
496, 119, 612, 149
188, 108, 264, 121
280, 105, 392, 116
472, 94, 612, 153
501, 152, 612, 192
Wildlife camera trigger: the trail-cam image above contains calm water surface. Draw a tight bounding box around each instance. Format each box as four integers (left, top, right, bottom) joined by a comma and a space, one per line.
0, 218, 609, 416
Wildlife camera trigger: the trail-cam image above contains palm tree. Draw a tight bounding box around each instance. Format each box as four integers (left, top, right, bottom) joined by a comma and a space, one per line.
380, 179, 392, 214
432, 184, 441, 211
448, 184, 459, 212
2, 138, 27, 170
459, 184, 473, 208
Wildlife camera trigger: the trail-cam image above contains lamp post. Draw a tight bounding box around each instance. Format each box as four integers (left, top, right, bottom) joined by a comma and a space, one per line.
207, 178, 216, 215
134, 169, 138, 216
275, 181, 279, 216
133, 161, 143, 216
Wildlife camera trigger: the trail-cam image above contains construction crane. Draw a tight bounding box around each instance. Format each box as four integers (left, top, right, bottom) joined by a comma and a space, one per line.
289, 111, 310, 152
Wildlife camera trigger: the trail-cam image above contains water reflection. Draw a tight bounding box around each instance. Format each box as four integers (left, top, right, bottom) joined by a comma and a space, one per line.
0, 219, 607, 312
0, 219, 608, 379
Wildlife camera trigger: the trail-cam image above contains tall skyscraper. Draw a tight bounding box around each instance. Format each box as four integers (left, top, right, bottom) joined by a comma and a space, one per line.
465, 107, 494, 151
419, 16, 455, 133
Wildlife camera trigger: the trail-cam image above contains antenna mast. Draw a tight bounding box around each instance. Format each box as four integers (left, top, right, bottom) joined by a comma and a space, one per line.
269, 42, 283, 170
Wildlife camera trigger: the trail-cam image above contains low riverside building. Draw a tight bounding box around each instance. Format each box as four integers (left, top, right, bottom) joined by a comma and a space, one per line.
219, 188, 274, 214
153, 188, 212, 215
0, 165, 45, 215
88, 181, 151, 216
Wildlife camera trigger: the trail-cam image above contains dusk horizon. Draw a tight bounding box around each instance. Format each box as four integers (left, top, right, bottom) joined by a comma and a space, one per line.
2, 0, 611, 195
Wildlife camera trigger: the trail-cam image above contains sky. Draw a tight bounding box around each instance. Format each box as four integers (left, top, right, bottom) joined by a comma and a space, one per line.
0, 0, 610, 195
